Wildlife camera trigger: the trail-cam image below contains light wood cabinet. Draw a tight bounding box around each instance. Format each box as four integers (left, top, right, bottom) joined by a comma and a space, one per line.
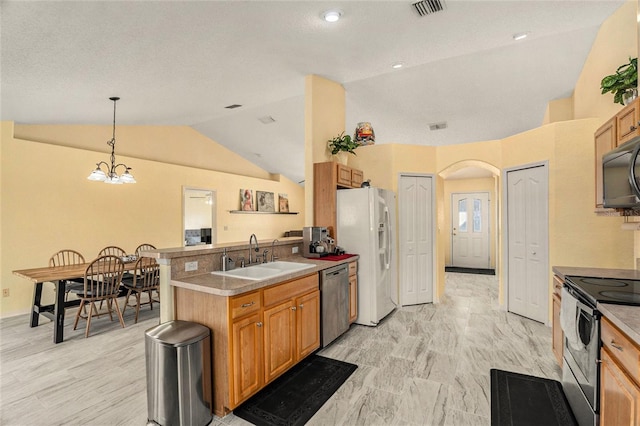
174, 273, 320, 417
617, 98, 640, 146
348, 261, 358, 323
230, 311, 262, 406
314, 161, 365, 239
551, 275, 564, 366
594, 118, 616, 208
599, 317, 640, 426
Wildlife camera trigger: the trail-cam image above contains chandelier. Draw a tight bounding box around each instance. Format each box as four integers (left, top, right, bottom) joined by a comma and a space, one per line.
87, 97, 136, 184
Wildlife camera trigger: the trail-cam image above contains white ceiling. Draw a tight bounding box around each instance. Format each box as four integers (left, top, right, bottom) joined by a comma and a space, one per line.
1, 0, 626, 185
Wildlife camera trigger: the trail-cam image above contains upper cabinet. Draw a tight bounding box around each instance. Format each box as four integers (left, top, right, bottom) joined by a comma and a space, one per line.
617, 98, 640, 146
314, 161, 365, 239
594, 98, 639, 209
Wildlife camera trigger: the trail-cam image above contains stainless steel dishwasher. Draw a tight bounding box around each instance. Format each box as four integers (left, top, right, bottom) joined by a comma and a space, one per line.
320, 264, 350, 347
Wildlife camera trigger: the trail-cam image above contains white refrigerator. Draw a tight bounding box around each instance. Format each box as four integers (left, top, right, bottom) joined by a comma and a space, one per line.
337, 187, 397, 326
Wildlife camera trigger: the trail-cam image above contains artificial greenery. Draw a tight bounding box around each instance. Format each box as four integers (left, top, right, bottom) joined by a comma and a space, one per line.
327, 131, 359, 155
600, 57, 637, 105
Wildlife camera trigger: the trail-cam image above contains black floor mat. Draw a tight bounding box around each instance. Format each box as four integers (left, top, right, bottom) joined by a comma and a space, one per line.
491, 369, 577, 426
445, 267, 495, 275
234, 354, 357, 426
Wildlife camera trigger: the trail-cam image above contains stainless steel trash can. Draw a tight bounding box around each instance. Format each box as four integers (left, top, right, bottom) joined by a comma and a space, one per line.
145, 320, 212, 426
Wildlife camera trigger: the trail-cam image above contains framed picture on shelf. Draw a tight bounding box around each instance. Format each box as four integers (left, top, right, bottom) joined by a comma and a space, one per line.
240, 189, 254, 211
256, 191, 275, 212
279, 193, 289, 213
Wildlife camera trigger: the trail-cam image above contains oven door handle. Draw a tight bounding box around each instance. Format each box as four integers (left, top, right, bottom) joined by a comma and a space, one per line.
563, 283, 597, 315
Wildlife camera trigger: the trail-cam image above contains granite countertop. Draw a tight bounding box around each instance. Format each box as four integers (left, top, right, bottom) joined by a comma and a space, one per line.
142, 237, 303, 260
170, 255, 358, 297
553, 265, 640, 346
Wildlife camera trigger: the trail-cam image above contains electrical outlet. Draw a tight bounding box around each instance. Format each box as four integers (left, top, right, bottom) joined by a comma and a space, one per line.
2, 289, 9, 297
292, 247, 299, 254
185, 261, 198, 272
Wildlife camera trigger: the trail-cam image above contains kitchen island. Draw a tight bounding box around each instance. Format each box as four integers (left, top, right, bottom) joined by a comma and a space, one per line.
143, 242, 358, 417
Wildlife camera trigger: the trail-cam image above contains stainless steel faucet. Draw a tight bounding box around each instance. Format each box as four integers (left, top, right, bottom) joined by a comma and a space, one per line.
271, 239, 279, 262
249, 234, 259, 264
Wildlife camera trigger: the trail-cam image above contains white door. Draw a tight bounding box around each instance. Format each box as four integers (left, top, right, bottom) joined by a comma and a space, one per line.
451, 192, 490, 269
399, 175, 433, 306
507, 165, 548, 323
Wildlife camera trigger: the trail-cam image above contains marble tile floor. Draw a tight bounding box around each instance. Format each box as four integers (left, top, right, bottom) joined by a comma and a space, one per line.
0, 273, 561, 425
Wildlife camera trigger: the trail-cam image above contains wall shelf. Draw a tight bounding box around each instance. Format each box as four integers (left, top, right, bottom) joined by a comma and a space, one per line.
229, 210, 298, 215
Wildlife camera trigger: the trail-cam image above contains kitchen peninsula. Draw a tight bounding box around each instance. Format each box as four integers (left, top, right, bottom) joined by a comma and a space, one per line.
142, 240, 358, 417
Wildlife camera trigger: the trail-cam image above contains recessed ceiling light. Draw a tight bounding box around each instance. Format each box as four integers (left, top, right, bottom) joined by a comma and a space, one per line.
392, 62, 405, 69
512, 32, 529, 41
322, 9, 342, 22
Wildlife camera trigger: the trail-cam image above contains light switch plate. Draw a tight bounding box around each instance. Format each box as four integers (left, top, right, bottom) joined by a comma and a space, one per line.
185, 261, 198, 272
292, 247, 299, 254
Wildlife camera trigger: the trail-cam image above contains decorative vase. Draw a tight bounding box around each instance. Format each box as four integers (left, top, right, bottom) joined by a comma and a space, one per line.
333, 151, 348, 165
354, 122, 375, 145
623, 88, 638, 106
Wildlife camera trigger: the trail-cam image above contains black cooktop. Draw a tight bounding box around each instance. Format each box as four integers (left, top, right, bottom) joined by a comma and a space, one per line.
565, 275, 640, 307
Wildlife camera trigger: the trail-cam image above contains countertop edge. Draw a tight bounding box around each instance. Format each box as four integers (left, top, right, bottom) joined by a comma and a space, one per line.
170, 256, 358, 297
597, 302, 640, 346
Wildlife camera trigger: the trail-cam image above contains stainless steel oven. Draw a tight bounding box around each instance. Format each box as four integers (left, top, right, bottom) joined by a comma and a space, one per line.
561, 274, 640, 426
561, 282, 600, 426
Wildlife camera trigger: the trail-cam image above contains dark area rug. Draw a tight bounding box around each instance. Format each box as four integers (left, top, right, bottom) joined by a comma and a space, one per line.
234, 354, 357, 426
445, 266, 495, 275
491, 369, 577, 426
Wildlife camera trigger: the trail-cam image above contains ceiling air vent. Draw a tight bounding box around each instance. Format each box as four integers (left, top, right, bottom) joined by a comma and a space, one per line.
412, 0, 445, 17
225, 104, 242, 109
429, 122, 447, 131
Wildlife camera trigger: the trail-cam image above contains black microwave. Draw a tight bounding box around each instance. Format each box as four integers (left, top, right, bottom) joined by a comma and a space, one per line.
603, 136, 640, 209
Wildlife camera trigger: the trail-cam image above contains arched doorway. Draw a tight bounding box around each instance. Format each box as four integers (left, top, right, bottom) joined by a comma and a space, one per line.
438, 160, 501, 297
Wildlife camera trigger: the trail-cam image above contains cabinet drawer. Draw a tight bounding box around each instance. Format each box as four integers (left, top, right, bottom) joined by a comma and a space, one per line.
602, 317, 640, 381
263, 274, 318, 307
553, 275, 563, 296
348, 261, 357, 276
230, 291, 261, 319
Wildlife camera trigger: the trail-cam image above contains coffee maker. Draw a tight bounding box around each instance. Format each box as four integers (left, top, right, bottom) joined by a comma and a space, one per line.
303, 226, 329, 258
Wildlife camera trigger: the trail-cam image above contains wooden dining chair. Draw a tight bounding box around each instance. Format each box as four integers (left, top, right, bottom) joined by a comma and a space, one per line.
98, 245, 127, 257
134, 243, 156, 256
49, 249, 85, 301
71, 255, 126, 338
121, 257, 160, 323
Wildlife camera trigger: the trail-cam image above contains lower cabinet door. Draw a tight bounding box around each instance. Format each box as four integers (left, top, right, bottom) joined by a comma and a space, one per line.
600, 347, 640, 426
296, 290, 321, 360
349, 275, 358, 323
231, 312, 263, 406
263, 300, 296, 383
552, 292, 563, 366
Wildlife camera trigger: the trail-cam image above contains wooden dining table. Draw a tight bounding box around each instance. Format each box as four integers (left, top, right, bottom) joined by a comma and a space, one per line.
13, 260, 137, 344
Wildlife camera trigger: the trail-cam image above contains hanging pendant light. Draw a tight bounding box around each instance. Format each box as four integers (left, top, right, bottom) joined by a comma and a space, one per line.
87, 97, 136, 184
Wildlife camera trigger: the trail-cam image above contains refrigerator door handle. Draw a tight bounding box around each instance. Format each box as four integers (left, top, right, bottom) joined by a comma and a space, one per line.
384, 206, 391, 270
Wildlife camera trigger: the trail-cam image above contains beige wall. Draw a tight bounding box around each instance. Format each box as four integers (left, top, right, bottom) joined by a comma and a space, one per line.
573, 0, 637, 121
304, 75, 346, 226
1, 122, 304, 317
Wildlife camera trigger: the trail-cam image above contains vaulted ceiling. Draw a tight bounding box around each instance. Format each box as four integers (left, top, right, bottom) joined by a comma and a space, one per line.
1, 1, 626, 184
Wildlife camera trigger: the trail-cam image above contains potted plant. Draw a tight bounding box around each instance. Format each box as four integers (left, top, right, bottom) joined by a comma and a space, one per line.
327, 131, 359, 164
600, 57, 637, 105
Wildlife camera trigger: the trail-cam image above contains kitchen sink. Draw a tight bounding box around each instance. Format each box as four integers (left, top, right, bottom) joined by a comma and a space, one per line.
211, 261, 315, 280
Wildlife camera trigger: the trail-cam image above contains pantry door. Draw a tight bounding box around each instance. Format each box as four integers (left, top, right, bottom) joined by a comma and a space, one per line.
506, 164, 548, 324
451, 192, 490, 268
398, 174, 434, 306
